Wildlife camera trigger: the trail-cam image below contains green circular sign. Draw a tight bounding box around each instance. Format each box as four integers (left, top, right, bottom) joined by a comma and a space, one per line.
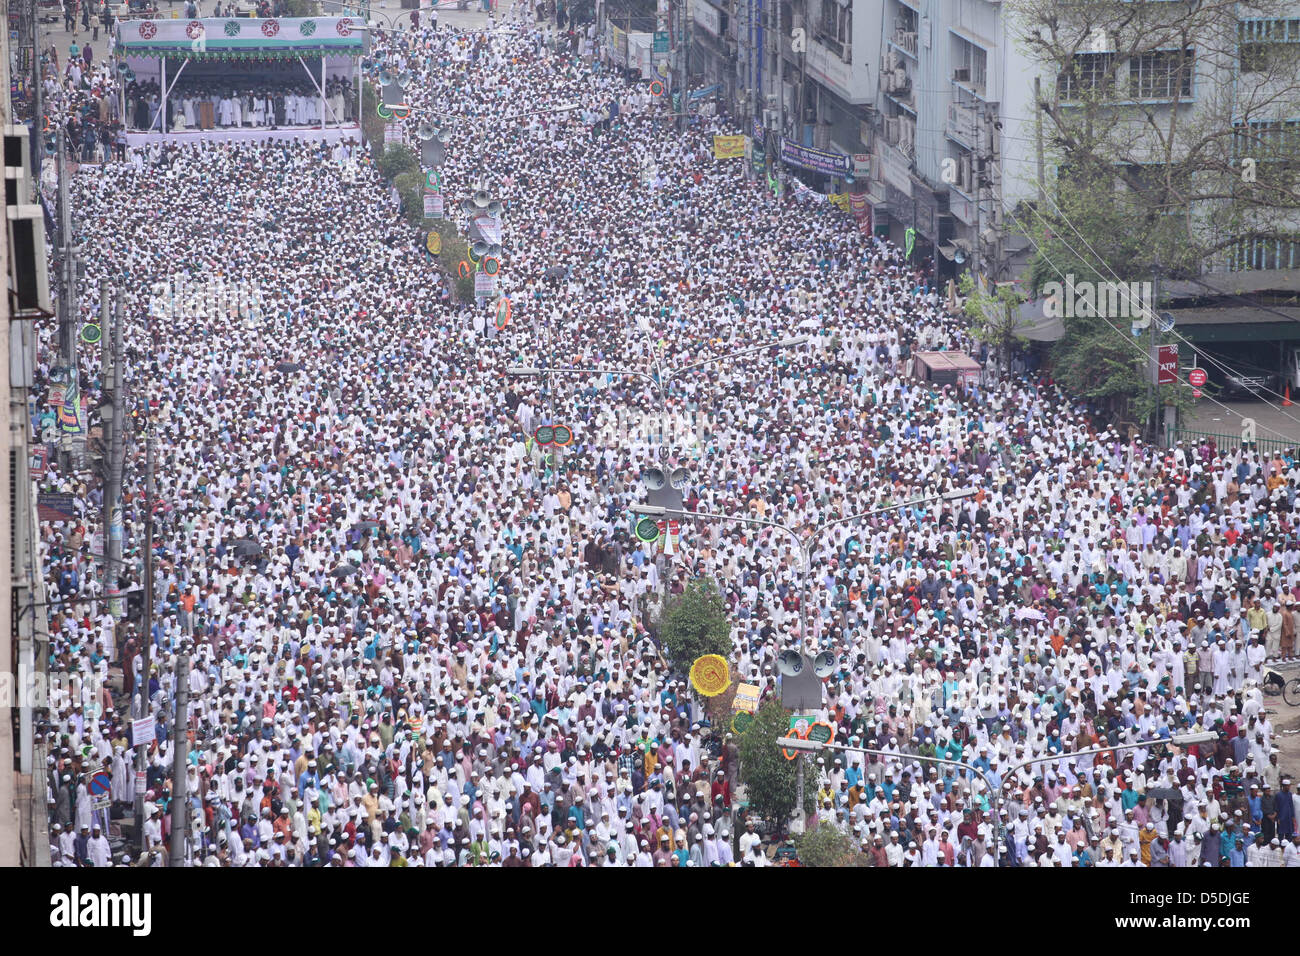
807, 723, 834, 744
551, 424, 572, 446
635, 516, 661, 542
80, 324, 102, 344
533, 425, 555, 446
731, 712, 753, 734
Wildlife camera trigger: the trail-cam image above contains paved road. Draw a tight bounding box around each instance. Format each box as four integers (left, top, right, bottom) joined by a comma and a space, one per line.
1185, 395, 1300, 447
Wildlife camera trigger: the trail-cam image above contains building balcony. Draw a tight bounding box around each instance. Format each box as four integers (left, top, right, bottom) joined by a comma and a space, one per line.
945, 102, 978, 148
889, 30, 918, 58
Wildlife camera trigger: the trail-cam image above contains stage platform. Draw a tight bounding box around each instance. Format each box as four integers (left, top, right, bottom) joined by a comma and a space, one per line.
124, 124, 362, 147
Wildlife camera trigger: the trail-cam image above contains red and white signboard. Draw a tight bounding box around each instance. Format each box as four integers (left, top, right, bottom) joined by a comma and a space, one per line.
1188, 368, 1208, 387
1156, 344, 1178, 385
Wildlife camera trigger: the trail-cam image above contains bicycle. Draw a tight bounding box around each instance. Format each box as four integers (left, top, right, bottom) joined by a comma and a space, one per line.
1262, 667, 1300, 707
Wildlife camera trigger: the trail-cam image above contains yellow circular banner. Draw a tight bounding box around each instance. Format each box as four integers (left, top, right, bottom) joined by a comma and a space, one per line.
426, 232, 442, 255
690, 654, 731, 697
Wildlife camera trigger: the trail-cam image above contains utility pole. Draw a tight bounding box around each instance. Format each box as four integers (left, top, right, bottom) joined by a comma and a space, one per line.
136, 432, 156, 856
772, 0, 783, 155
1149, 260, 1162, 442
56, 127, 75, 370
1033, 76, 1045, 203
56, 126, 81, 472
169, 652, 190, 868
106, 289, 126, 621
973, 109, 983, 280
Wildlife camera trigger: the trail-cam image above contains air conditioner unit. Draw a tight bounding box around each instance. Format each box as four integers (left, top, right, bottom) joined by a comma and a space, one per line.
894, 68, 908, 90
764, 109, 779, 129
882, 71, 894, 92
960, 154, 972, 189
886, 50, 900, 71
953, 67, 971, 83
804, 108, 817, 124
885, 117, 899, 143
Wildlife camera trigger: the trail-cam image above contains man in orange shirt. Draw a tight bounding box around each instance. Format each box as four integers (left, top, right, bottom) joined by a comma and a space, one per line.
180, 589, 197, 636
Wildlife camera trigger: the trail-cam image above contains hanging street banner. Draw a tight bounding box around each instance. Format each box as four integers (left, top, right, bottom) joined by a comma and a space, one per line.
424, 193, 444, 219
132, 715, 156, 748
1154, 343, 1179, 385
713, 134, 745, 159
37, 493, 77, 523
732, 683, 760, 713
473, 215, 502, 245
474, 272, 497, 296
780, 139, 850, 176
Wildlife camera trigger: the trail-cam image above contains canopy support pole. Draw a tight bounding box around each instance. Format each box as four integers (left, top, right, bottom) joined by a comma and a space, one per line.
297, 55, 340, 128
147, 58, 188, 133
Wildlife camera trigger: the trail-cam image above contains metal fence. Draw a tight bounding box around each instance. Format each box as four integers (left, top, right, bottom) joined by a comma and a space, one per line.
1173, 428, 1300, 457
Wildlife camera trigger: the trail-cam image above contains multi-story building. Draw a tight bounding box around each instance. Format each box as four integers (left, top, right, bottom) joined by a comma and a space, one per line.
3, 8, 50, 867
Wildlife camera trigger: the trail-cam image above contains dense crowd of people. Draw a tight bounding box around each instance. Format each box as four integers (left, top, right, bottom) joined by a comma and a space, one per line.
34, 6, 1300, 867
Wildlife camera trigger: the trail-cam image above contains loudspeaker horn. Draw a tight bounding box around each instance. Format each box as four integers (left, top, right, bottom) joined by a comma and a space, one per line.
777, 650, 804, 677
669, 467, 690, 489
461, 198, 479, 216
486, 200, 504, 217
642, 467, 666, 491
813, 651, 837, 679
472, 189, 492, 208
436, 126, 453, 143
378, 68, 395, 87
471, 240, 491, 258
486, 243, 502, 258
416, 121, 436, 141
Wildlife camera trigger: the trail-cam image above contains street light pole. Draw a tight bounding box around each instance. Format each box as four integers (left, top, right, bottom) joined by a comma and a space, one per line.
781, 729, 1216, 866
779, 736, 1003, 866
169, 651, 190, 868
640, 489, 977, 650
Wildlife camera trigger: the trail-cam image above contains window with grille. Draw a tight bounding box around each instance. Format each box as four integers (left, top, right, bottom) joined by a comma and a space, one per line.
1059, 52, 1115, 99
955, 39, 988, 90
1129, 49, 1193, 100
1228, 235, 1300, 271
1239, 19, 1300, 73
1231, 119, 1300, 161
818, 2, 851, 60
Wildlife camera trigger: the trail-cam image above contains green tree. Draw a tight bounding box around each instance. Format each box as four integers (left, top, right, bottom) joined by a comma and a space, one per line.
793, 822, 859, 868
429, 219, 475, 302
360, 81, 386, 150
958, 272, 1026, 372
737, 700, 809, 828
378, 143, 419, 183
657, 576, 732, 671
1008, 0, 1300, 427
